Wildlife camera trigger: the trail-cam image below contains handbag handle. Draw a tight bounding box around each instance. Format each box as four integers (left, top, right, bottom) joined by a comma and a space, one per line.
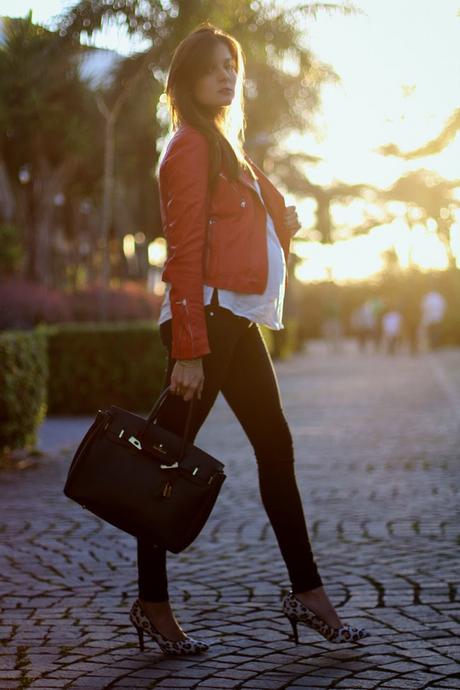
142, 385, 196, 462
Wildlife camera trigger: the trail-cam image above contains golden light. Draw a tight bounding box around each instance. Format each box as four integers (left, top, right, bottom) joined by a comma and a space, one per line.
390, 218, 412, 269
148, 237, 167, 267
293, 236, 384, 284
293, 242, 330, 282
279, 1, 460, 283
450, 222, 460, 266
330, 199, 367, 230
123, 234, 136, 259
292, 213, 456, 284
410, 225, 448, 270
426, 218, 437, 233
386, 201, 407, 218
334, 237, 384, 281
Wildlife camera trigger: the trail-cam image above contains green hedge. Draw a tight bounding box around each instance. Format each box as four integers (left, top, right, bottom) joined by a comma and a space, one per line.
0, 318, 299, 460
0, 330, 48, 458
42, 320, 168, 415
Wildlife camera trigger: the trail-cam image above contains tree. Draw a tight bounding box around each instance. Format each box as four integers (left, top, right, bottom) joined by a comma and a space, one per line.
380, 169, 460, 270
0, 14, 99, 285
92, 49, 161, 313
58, 0, 360, 241
266, 149, 388, 244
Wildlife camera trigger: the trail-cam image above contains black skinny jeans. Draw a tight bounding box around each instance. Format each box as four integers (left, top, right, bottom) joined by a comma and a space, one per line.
137, 290, 323, 601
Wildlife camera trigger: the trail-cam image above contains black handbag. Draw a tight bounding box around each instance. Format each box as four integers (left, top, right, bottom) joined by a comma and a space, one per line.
63, 385, 226, 553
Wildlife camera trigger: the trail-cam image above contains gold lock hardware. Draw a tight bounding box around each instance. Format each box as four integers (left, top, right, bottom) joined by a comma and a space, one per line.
162, 481, 173, 498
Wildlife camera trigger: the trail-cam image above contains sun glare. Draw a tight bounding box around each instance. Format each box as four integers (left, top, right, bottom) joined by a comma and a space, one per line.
280, 0, 460, 283
292, 214, 456, 285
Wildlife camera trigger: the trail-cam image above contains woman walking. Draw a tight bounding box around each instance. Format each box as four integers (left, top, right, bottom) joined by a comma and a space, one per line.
130, 23, 369, 655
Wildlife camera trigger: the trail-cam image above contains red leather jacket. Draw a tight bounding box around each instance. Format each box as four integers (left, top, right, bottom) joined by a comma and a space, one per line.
159, 123, 291, 360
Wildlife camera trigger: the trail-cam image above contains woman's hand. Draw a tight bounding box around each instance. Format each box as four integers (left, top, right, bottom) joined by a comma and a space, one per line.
284, 205, 301, 237
171, 358, 204, 401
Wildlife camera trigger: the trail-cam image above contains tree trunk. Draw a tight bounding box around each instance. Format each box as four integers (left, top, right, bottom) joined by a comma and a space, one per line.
0, 156, 15, 223
96, 90, 132, 319
437, 216, 458, 270
31, 155, 76, 286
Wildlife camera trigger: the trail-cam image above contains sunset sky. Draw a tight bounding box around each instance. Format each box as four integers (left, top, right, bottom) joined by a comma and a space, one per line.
2, 0, 459, 281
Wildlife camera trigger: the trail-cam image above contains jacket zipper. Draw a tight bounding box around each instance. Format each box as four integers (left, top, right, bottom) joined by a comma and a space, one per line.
219, 172, 248, 210
175, 297, 195, 356
205, 219, 215, 273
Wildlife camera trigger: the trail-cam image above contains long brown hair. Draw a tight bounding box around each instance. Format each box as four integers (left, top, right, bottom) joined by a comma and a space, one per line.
163, 22, 256, 190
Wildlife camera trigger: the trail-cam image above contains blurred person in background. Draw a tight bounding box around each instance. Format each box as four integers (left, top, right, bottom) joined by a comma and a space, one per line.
321, 281, 343, 354
381, 308, 403, 356
420, 289, 446, 351
368, 295, 384, 352
350, 299, 376, 353
399, 283, 421, 356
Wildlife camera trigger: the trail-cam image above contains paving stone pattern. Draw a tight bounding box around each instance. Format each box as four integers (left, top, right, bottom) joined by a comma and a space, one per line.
1, 341, 460, 690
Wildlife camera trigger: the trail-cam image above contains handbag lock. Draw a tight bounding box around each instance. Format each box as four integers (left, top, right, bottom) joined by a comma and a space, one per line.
122, 430, 168, 458
123, 428, 215, 481
118, 429, 142, 450
128, 435, 142, 450
128, 435, 170, 461
126, 432, 178, 469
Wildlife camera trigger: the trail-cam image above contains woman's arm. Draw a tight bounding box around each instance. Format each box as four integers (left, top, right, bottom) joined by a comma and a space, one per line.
159, 127, 211, 361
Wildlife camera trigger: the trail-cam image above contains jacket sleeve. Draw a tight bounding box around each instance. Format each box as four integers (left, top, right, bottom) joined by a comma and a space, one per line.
159, 128, 211, 360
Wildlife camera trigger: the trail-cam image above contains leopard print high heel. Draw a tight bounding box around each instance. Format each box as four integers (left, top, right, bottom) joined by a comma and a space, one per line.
129, 599, 209, 655
282, 590, 369, 644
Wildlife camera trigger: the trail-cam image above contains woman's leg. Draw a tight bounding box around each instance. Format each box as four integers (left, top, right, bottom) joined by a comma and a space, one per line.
219, 323, 344, 626
136, 349, 174, 603
137, 304, 254, 604
219, 323, 323, 594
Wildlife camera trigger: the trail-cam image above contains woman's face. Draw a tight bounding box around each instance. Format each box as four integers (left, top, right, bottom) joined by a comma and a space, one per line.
193, 41, 237, 109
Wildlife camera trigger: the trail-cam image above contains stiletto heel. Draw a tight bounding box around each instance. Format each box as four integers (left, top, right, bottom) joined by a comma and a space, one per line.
286, 615, 299, 644
129, 599, 209, 656
135, 625, 144, 652
282, 590, 370, 644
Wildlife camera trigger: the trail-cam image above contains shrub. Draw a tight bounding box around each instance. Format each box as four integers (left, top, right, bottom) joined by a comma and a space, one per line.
0, 329, 48, 460
67, 282, 162, 321
0, 278, 71, 329
0, 224, 23, 276
43, 320, 167, 414
0, 279, 163, 330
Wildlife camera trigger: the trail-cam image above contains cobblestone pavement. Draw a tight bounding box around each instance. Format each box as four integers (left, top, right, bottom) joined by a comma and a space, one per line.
1, 340, 460, 690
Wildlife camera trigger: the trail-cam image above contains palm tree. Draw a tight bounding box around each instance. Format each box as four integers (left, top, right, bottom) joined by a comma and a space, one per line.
380, 169, 460, 269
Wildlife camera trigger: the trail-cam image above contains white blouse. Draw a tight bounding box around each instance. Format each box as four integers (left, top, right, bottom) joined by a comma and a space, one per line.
158, 178, 286, 330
